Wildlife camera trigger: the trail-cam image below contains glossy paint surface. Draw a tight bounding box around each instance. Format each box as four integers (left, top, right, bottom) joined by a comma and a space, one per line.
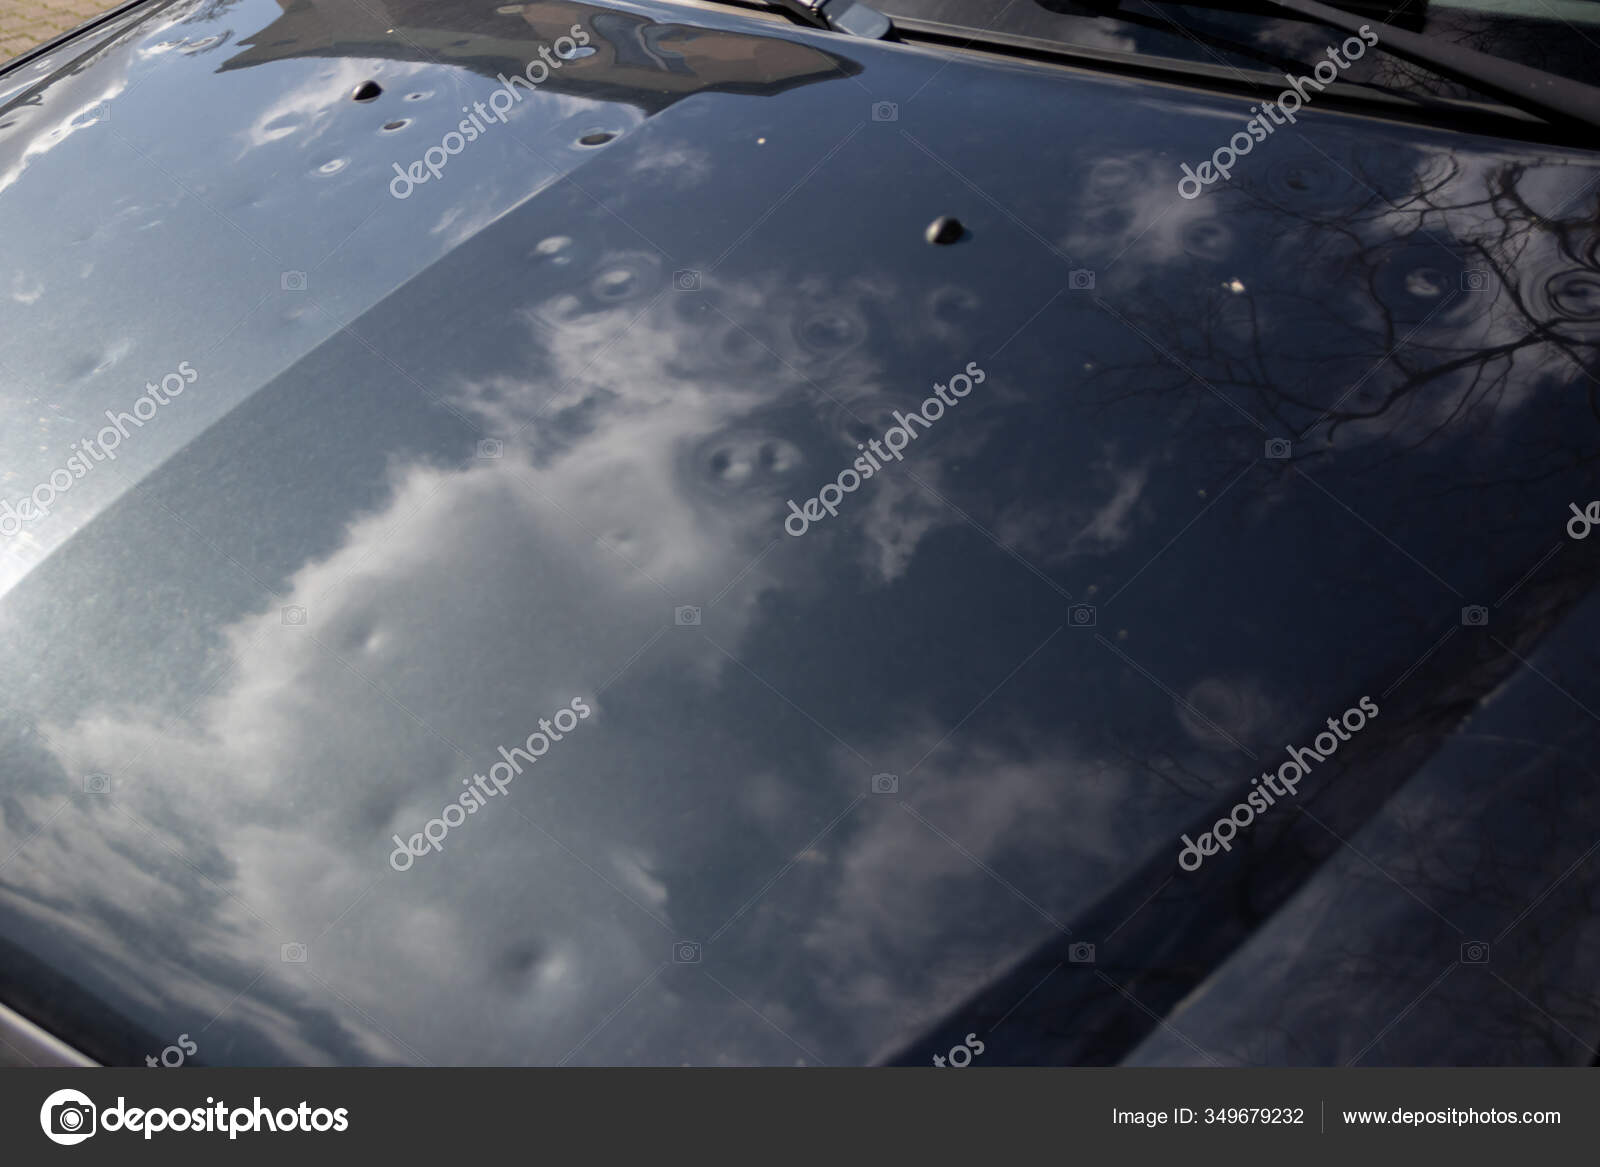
1, 0, 1598, 1065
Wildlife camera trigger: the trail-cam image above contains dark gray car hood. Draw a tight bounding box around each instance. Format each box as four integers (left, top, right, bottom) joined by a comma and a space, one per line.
2, 0, 1599, 1066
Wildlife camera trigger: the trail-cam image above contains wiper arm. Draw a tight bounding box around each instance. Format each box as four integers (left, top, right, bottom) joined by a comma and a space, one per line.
1156, 0, 1600, 132
775, 0, 894, 38
768, 0, 1595, 131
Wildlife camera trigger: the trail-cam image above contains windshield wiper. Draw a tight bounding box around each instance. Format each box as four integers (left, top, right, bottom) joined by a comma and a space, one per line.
1133, 0, 1600, 132
775, 0, 894, 38
764, 0, 1596, 133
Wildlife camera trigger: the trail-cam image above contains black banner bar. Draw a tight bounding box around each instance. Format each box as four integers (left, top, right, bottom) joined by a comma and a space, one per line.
6, 1068, 1595, 1161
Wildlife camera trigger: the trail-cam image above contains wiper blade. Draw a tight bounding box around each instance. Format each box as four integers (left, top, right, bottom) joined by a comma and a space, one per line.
1156, 0, 1600, 132
775, 0, 894, 38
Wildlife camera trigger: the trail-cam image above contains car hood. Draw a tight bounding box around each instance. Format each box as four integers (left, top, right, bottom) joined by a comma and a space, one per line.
2, 0, 1600, 1065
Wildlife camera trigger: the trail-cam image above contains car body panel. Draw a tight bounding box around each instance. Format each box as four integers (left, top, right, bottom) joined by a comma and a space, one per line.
1, 0, 1598, 1065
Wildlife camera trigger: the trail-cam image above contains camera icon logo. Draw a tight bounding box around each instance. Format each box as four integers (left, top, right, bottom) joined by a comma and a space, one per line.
1069, 941, 1096, 963
1461, 270, 1490, 292
673, 940, 702, 964
1461, 605, 1489, 627
871, 772, 899, 795
1265, 438, 1292, 459
1068, 269, 1096, 291
281, 941, 308, 963
673, 270, 701, 291
40, 1089, 97, 1145
282, 605, 308, 627
1068, 603, 1096, 627
1460, 940, 1490, 964
83, 773, 111, 795
674, 605, 701, 626
281, 270, 307, 292
871, 100, 899, 121
476, 438, 504, 459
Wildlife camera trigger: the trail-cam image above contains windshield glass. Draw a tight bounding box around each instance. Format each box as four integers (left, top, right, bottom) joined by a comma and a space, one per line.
881, 0, 1600, 105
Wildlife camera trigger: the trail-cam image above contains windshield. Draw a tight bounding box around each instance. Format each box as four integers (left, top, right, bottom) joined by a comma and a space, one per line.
880, 0, 1600, 105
